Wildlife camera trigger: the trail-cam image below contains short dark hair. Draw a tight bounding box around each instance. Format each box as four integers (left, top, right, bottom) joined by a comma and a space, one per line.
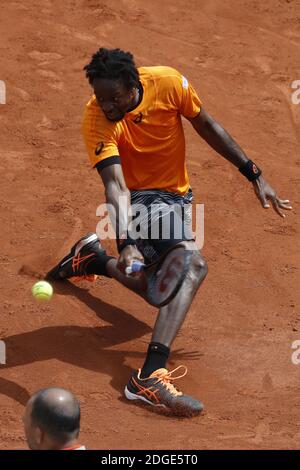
31, 389, 80, 443
84, 47, 139, 90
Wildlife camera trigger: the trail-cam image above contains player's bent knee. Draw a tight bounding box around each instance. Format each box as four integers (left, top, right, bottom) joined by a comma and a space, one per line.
175, 241, 208, 283
189, 253, 208, 284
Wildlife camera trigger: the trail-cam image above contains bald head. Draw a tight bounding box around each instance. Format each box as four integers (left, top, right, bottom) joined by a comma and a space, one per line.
24, 388, 80, 449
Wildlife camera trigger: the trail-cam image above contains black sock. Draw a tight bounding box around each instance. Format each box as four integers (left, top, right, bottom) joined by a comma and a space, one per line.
140, 342, 170, 378
85, 255, 115, 277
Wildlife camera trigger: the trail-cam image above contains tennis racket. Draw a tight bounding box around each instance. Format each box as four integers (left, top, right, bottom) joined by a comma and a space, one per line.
125, 245, 192, 307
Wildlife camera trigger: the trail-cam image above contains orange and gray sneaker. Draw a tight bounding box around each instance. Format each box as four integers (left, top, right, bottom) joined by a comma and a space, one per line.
124, 366, 203, 417
46, 233, 110, 282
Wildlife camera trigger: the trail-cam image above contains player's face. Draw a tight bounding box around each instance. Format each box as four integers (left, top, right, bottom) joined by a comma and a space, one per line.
93, 78, 136, 122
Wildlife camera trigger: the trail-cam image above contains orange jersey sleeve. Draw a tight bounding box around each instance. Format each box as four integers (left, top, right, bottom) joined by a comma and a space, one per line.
172, 72, 202, 118
154, 66, 202, 118
82, 96, 121, 168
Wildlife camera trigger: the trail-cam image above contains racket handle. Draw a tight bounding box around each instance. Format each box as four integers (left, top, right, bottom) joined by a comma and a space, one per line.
125, 261, 145, 275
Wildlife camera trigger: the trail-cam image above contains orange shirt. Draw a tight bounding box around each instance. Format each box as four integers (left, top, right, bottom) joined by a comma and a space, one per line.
82, 66, 202, 195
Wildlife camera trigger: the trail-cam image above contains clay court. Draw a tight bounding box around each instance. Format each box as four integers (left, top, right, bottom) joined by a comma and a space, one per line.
0, 0, 299, 449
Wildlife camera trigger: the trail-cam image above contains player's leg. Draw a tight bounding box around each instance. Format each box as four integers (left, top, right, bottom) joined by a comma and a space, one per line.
46, 232, 148, 298
125, 187, 208, 416
125, 241, 208, 416
46, 190, 170, 296
151, 241, 207, 347
138, 240, 207, 377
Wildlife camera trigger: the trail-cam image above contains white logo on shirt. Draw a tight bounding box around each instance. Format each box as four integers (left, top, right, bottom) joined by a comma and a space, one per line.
182, 76, 189, 89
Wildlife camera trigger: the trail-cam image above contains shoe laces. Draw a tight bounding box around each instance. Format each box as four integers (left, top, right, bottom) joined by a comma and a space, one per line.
154, 365, 187, 397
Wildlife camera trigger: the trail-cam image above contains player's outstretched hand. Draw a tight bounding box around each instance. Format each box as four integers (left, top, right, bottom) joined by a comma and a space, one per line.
117, 245, 144, 274
252, 175, 292, 218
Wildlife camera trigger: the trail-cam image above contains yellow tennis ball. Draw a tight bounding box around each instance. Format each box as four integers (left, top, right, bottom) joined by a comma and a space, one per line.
32, 281, 53, 301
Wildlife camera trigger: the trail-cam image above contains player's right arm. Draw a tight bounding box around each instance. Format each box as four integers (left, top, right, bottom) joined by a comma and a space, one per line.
98, 163, 130, 241
98, 163, 144, 271
82, 99, 143, 270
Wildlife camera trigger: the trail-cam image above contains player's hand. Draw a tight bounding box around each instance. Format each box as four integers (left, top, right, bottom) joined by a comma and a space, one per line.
117, 245, 144, 274
252, 175, 292, 218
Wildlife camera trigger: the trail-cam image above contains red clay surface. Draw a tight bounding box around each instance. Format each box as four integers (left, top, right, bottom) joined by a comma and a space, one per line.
0, 0, 300, 450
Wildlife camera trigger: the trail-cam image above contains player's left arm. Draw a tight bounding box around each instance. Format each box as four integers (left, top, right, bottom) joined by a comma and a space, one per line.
189, 108, 292, 218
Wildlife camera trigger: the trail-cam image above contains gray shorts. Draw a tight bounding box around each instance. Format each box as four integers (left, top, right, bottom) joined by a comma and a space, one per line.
129, 188, 194, 264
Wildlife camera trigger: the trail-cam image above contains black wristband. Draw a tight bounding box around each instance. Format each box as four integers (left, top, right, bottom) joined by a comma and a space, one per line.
239, 160, 262, 181
116, 233, 137, 254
